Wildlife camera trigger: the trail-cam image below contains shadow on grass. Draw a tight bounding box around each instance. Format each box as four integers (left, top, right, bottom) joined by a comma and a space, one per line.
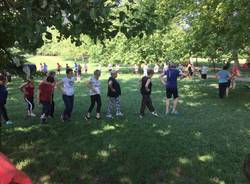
2, 76, 250, 184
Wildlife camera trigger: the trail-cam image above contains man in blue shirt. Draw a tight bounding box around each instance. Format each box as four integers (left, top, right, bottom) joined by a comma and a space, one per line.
160, 63, 185, 114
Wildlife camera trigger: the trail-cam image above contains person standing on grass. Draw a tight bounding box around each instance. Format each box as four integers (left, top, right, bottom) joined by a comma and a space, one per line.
216, 65, 231, 98
47, 71, 56, 117
66, 63, 69, 71
43, 63, 48, 74
115, 64, 120, 72
187, 62, 193, 77
83, 63, 88, 73
200, 65, 208, 79
106, 70, 123, 119
231, 63, 240, 89
19, 77, 36, 117
108, 63, 113, 72
134, 64, 139, 74
74, 62, 78, 76
139, 69, 159, 118
160, 63, 185, 115
38, 76, 54, 123
143, 63, 148, 76
154, 64, 159, 74
77, 64, 82, 81
57, 68, 75, 122
0, 75, 14, 125
57, 63, 61, 74
85, 70, 102, 120
39, 63, 43, 72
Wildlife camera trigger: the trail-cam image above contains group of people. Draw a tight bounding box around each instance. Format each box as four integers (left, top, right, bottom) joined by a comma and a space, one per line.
0, 62, 188, 125
0, 60, 243, 125
38, 63, 48, 74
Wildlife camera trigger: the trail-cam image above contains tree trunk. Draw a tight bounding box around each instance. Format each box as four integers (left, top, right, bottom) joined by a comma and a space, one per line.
231, 49, 239, 65
212, 58, 216, 72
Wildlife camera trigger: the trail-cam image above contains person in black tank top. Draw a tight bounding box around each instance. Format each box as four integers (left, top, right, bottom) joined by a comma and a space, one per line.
139, 69, 159, 118
106, 70, 123, 118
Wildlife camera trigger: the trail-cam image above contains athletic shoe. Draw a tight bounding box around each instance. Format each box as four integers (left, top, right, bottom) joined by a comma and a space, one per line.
139, 115, 143, 119
151, 112, 159, 117
106, 114, 113, 119
27, 111, 31, 116
60, 115, 65, 122
116, 112, 124, 116
5, 120, 14, 125
85, 115, 91, 120
30, 113, 36, 117
165, 111, 170, 115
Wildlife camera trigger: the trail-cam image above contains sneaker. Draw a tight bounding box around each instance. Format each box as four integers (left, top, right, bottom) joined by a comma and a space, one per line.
30, 112, 36, 117
60, 114, 65, 122
27, 111, 31, 116
116, 112, 124, 116
139, 115, 143, 119
106, 114, 113, 119
85, 115, 90, 120
151, 112, 159, 117
165, 111, 170, 115
6, 120, 14, 125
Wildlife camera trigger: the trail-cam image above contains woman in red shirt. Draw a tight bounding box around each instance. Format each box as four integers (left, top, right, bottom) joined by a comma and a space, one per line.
38, 76, 54, 123
19, 77, 36, 117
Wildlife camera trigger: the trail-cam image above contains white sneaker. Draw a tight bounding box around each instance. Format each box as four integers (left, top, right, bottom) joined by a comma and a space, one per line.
116, 112, 124, 116
6, 120, 14, 125
40, 113, 45, 119
106, 114, 113, 119
151, 112, 159, 117
30, 112, 36, 117
27, 110, 31, 116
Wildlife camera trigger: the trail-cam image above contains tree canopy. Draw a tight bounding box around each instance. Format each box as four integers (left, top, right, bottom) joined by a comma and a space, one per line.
1, 0, 250, 69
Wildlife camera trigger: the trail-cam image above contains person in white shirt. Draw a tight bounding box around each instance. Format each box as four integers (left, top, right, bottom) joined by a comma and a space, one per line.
143, 64, 148, 76
200, 65, 208, 79
57, 68, 75, 122
115, 64, 120, 72
154, 64, 159, 74
134, 64, 139, 74
85, 70, 102, 120
108, 63, 113, 72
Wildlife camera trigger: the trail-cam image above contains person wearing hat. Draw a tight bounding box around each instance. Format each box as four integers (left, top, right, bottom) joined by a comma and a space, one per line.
106, 70, 123, 118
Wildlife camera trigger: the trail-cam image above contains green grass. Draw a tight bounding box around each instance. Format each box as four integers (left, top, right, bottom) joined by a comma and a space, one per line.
2, 56, 250, 184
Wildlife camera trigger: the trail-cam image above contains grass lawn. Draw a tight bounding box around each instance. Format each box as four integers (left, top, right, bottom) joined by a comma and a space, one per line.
1, 56, 250, 184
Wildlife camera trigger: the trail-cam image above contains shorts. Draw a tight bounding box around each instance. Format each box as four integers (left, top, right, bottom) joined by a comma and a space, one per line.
201, 74, 207, 79
166, 88, 178, 99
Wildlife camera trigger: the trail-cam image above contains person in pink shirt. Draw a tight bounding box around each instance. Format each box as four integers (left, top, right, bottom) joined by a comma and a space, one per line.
231, 63, 240, 89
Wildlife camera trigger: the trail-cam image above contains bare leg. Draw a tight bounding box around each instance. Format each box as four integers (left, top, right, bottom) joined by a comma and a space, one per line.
166, 98, 170, 113
172, 97, 179, 112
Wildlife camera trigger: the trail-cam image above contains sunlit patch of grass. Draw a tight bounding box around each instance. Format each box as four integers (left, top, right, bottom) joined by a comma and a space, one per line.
198, 154, 214, 162
178, 157, 192, 165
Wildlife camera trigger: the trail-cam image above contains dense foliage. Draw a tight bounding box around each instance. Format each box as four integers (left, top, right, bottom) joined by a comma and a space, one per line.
1, 0, 250, 68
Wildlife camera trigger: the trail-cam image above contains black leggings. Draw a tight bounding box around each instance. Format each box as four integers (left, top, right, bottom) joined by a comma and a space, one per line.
219, 83, 228, 98
25, 97, 34, 111
88, 94, 102, 113
140, 95, 155, 115
0, 104, 9, 122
